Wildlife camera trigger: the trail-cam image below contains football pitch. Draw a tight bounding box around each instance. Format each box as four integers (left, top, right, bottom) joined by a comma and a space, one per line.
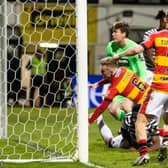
1, 107, 168, 168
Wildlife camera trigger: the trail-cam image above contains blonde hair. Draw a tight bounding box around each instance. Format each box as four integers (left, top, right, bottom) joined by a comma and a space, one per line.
100, 57, 118, 67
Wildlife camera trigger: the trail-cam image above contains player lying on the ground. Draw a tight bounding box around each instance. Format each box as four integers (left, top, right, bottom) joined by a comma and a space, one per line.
88, 57, 150, 124
98, 109, 161, 152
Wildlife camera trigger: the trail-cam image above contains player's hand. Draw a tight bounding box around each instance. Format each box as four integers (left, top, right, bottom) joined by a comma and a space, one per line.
88, 113, 94, 124
112, 54, 120, 60
88, 117, 94, 124
88, 118, 92, 124
88, 83, 98, 89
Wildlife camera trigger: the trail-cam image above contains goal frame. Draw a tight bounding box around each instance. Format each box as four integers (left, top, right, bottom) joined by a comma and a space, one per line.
0, 0, 7, 139
0, 0, 88, 164
76, 0, 88, 164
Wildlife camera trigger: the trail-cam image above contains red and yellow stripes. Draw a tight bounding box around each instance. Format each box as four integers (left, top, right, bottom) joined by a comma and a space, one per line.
116, 69, 133, 93
143, 30, 168, 93
155, 56, 168, 66
153, 56, 168, 92
155, 37, 168, 47
116, 68, 150, 104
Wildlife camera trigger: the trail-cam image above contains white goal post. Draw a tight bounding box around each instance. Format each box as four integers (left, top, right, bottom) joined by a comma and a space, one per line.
0, 0, 88, 164
76, 0, 88, 164
0, 0, 7, 139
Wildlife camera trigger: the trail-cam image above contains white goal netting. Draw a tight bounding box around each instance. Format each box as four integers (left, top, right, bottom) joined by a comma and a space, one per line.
0, 0, 88, 162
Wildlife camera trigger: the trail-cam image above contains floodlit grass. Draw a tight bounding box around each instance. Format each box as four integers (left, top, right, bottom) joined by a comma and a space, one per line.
89, 111, 168, 168
1, 106, 77, 160
1, 107, 168, 168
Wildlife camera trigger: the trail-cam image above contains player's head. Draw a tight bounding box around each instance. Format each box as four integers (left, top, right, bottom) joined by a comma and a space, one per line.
112, 21, 130, 42
164, 11, 168, 29
100, 57, 118, 79
155, 10, 166, 29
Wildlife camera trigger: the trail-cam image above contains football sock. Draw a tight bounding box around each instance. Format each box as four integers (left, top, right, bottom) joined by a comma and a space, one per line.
113, 109, 126, 121
97, 117, 113, 145
138, 139, 149, 156
162, 131, 168, 145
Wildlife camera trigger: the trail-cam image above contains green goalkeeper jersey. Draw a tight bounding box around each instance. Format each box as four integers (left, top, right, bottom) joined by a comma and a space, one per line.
106, 38, 147, 81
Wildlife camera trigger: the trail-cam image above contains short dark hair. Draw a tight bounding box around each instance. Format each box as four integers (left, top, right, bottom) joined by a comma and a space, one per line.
155, 10, 166, 19
112, 21, 130, 37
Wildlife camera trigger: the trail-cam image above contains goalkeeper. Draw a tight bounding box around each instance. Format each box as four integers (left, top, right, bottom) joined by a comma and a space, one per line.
101, 21, 147, 122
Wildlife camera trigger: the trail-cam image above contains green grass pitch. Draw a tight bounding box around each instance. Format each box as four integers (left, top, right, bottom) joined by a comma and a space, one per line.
1, 107, 168, 168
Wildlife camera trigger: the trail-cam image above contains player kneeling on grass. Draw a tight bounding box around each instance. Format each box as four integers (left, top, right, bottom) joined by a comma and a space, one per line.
98, 107, 161, 155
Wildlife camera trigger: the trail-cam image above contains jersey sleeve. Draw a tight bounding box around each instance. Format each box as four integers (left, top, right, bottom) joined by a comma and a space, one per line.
143, 28, 157, 41
133, 54, 147, 81
88, 100, 111, 124
105, 42, 115, 57
104, 85, 118, 100
141, 33, 155, 49
97, 79, 110, 86
128, 56, 146, 79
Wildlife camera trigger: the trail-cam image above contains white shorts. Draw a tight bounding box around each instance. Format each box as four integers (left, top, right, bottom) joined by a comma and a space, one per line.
146, 70, 154, 85
140, 90, 168, 123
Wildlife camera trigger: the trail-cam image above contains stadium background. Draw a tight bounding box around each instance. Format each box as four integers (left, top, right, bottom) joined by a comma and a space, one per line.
3, 0, 168, 167
6, 0, 168, 107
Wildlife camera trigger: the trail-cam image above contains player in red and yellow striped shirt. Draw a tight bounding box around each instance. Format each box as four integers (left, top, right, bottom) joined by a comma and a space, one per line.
111, 14, 168, 166
88, 57, 150, 124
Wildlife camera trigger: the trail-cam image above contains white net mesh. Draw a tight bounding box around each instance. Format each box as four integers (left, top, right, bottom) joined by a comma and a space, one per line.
1, 0, 79, 161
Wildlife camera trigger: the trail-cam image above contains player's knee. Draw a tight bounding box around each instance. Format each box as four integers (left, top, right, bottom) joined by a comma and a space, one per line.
112, 110, 126, 121
122, 100, 133, 112
108, 105, 117, 116
123, 107, 132, 113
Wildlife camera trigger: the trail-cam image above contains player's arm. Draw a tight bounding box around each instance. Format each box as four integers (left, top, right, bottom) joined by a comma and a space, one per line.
112, 45, 144, 60
89, 79, 110, 89
143, 29, 155, 67
148, 135, 160, 152
88, 87, 118, 124
88, 98, 112, 124
105, 41, 115, 57
145, 49, 155, 67
133, 54, 147, 81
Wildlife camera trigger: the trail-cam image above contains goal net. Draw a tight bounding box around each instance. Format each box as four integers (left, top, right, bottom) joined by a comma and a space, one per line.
0, 0, 88, 163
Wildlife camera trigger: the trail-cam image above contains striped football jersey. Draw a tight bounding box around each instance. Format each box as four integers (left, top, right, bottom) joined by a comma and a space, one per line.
105, 67, 150, 104
143, 28, 158, 71
121, 112, 159, 148
142, 29, 168, 93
